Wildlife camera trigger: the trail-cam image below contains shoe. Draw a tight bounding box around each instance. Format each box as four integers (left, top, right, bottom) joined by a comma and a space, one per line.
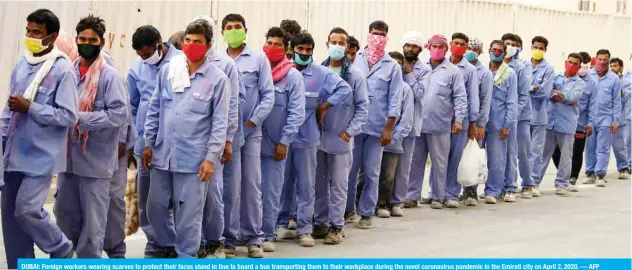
463, 188, 478, 206
532, 187, 541, 197
390, 205, 404, 217
324, 227, 345, 245
464, 197, 477, 206
403, 200, 419, 208
420, 197, 433, 204
504, 192, 516, 202
164, 247, 178, 258
344, 212, 359, 223
197, 245, 209, 258
248, 245, 264, 258
445, 200, 459, 208
312, 224, 328, 239
223, 246, 236, 258
262, 241, 275, 252
357, 216, 372, 229
499, 191, 506, 201
207, 242, 225, 258
299, 234, 315, 247
485, 195, 497, 204
555, 188, 568, 196
521, 187, 533, 199
276, 227, 298, 240
618, 169, 630, 179
376, 207, 391, 218
288, 219, 297, 230
596, 174, 606, 187
430, 201, 443, 209
236, 234, 245, 246
583, 173, 596, 184
568, 183, 579, 192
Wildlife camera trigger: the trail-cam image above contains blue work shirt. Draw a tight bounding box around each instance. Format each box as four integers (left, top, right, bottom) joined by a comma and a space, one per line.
320, 64, 369, 154
106, 56, 137, 152
403, 60, 431, 137
144, 58, 231, 173
546, 73, 585, 135
261, 68, 305, 156
128, 43, 181, 155
294, 63, 352, 149
210, 53, 243, 149
590, 69, 622, 128
508, 59, 533, 122
226, 44, 275, 141
529, 58, 555, 125
354, 50, 403, 137
384, 83, 414, 154
576, 75, 597, 131
454, 57, 480, 123
420, 58, 467, 134
2, 56, 78, 176
487, 66, 518, 133
66, 62, 128, 178
474, 61, 493, 128
620, 76, 631, 123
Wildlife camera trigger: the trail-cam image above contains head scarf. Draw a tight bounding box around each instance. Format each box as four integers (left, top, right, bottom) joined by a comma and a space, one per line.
468, 38, 484, 51
54, 30, 78, 62
424, 34, 448, 49
401, 30, 424, 48
193, 15, 217, 59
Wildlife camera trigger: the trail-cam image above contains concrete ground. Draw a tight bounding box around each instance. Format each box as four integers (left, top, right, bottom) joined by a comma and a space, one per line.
0, 158, 630, 262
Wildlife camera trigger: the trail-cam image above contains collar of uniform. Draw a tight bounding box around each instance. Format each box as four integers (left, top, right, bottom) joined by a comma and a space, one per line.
532, 58, 549, 70
358, 49, 392, 65
413, 59, 425, 72
192, 57, 214, 77
426, 57, 450, 69
455, 56, 470, 68
299, 62, 313, 76
558, 72, 580, 82
238, 44, 252, 57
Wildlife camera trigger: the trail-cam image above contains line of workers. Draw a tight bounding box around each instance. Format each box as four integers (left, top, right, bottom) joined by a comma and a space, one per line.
1, 9, 630, 267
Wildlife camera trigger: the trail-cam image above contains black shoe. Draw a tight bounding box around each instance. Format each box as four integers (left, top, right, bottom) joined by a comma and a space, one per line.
312, 225, 328, 239
164, 247, 178, 258
207, 242, 225, 258
197, 245, 209, 258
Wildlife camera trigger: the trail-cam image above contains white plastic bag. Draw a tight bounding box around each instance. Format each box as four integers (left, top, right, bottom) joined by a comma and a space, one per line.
457, 140, 488, 186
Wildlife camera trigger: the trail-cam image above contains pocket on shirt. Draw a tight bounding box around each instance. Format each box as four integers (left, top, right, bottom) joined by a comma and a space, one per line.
241, 68, 259, 86
374, 76, 391, 90
305, 91, 320, 109
34, 85, 55, 104
161, 90, 173, 108
189, 92, 212, 114
435, 80, 452, 97
274, 86, 288, 107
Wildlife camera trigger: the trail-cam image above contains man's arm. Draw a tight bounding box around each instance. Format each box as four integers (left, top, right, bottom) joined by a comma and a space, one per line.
248, 56, 275, 127
280, 72, 306, 146
28, 67, 79, 127
77, 73, 127, 131
205, 76, 231, 165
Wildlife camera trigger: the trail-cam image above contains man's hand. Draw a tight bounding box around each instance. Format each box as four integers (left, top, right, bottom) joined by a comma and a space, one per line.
339, 131, 351, 143
142, 147, 152, 170
380, 128, 393, 147
221, 141, 233, 164
500, 127, 510, 139
403, 60, 414, 74
585, 125, 593, 137
273, 143, 288, 161
467, 123, 477, 140
128, 152, 137, 169
8, 95, 31, 113
610, 122, 617, 134
476, 125, 485, 141
532, 84, 541, 92
198, 160, 215, 182
316, 102, 332, 126
245, 121, 256, 128
451, 122, 462, 134
118, 143, 126, 158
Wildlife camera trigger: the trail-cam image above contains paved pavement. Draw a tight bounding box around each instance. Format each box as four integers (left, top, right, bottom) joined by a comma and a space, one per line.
0, 158, 630, 263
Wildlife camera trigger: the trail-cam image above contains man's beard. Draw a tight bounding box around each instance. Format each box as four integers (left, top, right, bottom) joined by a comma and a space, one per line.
404, 52, 419, 62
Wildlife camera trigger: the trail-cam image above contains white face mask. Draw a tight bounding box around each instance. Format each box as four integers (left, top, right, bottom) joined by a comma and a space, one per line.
143, 44, 163, 65
505, 45, 518, 59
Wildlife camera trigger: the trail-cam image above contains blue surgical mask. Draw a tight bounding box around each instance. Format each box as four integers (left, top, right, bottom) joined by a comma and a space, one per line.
490, 52, 505, 63
328, 44, 346, 61
513, 48, 521, 59
464, 50, 477, 62
294, 52, 313, 66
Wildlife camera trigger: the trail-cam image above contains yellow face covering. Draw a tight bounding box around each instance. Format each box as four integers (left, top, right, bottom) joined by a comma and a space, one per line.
24, 36, 48, 54
531, 49, 545, 60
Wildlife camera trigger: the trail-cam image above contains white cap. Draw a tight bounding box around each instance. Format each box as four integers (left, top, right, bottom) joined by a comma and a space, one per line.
401, 30, 425, 48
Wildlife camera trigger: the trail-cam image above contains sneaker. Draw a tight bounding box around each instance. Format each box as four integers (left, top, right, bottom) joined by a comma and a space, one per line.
403, 200, 419, 208
288, 219, 297, 230
344, 212, 359, 223
312, 225, 328, 239
430, 201, 443, 209
445, 200, 459, 208
357, 216, 372, 229
299, 234, 315, 247
420, 197, 433, 204
618, 169, 630, 179
164, 247, 178, 258
197, 245, 209, 258
498, 191, 506, 201
464, 197, 477, 206
276, 227, 298, 240
521, 187, 533, 199
583, 173, 596, 184
555, 188, 568, 196
596, 174, 606, 187
504, 192, 516, 202
324, 227, 345, 245
223, 247, 236, 258
376, 207, 391, 218
568, 183, 579, 192
262, 241, 275, 252
207, 243, 225, 258
390, 205, 404, 217
485, 195, 497, 204
532, 187, 541, 197
248, 245, 264, 258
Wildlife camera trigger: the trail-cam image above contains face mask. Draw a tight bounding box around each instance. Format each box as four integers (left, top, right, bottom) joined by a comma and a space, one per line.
262, 45, 285, 63
513, 48, 521, 59
429, 47, 446, 61
595, 61, 609, 73
450, 45, 467, 57
77, 44, 101, 59
578, 63, 590, 76
143, 44, 163, 65
531, 49, 545, 60
565, 62, 580, 76
490, 51, 505, 62
506, 45, 518, 59
367, 34, 388, 52
181, 43, 208, 62
223, 29, 246, 49
328, 44, 346, 61
24, 36, 50, 54
464, 50, 478, 62
293, 52, 312, 66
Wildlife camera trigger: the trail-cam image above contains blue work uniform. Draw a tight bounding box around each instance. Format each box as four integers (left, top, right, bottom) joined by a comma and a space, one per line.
584, 69, 622, 176
536, 73, 585, 188
528, 59, 555, 186
55, 61, 127, 258
406, 58, 467, 202
612, 76, 631, 172
430, 57, 479, 201
315, 59, 369, 229
143, 58, 231, 258
346, 50, 403, 218
223, 44, 275, 248
1, 55, 77, 268
282, 62, 352, 235
260, 67, 305, 242
483, 67, 518, 198
127, 43, 181, 257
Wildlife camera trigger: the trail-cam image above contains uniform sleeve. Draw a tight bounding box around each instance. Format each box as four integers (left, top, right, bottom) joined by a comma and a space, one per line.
394, 87, 414, 139
128, 71, 140, 125
531, 66, 555, 99
205, 76, 231, 164
452, 71, 468, 124
563, 80, 585, 104
516, 65, 531, 116
280, 73, 306, 146
325, 73, 352, 106
387, 66, 404, 118
248, 57, 275, 127
2, 67, 17, 141
404, 65, 430, 101
466, 68, 480, 122
587, 81, 596, 127
28, 68, 79, 128
143, 70, 163, 148
225, 62, 241, 143
77, 73, 128, 131
504, 73, 519, 128
621, 79, 631, 104
612, 78, 622, 125
345, 74, 369, 137
117, 79, 130, 144
477, 71, 493, 127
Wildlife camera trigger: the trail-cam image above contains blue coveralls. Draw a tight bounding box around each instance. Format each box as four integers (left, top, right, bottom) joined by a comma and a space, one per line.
406, 58, 467, 202
430, 57, 479, 201
260, 67, 305, 241
612, 77, 631, 172
483, 67, 518, 198
55, 61, 127, 258
314, 61, 368, 228
128, 43, 181, 257
282, 62, 352, 235
1, 56, 77, 268
529, 59, 556, 186
535, 73, 584, 188
223, 45, 274, 247
584, 69, 622, 176
144, 58, 231, 258
346, 50, 403, 217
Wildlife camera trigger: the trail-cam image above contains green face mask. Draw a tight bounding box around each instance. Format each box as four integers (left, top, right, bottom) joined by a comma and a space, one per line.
223, 29, 246, 49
